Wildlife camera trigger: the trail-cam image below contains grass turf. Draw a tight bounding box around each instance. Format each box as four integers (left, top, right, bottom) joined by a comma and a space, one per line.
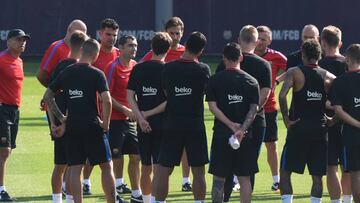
6, 58, 333, 202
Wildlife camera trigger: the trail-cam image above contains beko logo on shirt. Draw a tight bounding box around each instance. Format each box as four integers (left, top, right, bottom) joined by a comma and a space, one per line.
69, 89, 83, 99
354, 98, 360, 107
142, 86, 157, 96
175, 86, 192, 96
307, 91, 322, 101
228, 94, 243, 104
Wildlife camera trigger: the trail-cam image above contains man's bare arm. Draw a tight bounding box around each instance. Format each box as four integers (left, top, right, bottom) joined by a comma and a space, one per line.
240, 104, 259, 132
99, 91, 112, 132
334, 105, 360, 128
208, 101, 240, 133
43, 88, 66, 123
279, 71, 295, 128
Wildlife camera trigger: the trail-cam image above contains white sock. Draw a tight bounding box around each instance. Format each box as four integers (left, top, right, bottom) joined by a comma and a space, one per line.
65, 195, 74, 203
343, 195, 353, 203
143, 194, 151, 203
310, 196, 321, 203
116, 178, 124, 187
155, 201, 166, 203
183, 177, 191, 185
52, 193, 62, 203
331, 199, 341, 203
194, 201, 204, 203
62, 182, 66, 191
272, 175, 280, 183
0, 186, 6, 192
151, 196, 156, 203
132, 189, 142, 197
83, 179, 91, 186
281, 194, 293, 203
233, 175, 239, 184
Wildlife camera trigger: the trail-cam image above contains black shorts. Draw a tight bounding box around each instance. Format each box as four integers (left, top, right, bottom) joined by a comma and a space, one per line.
158, 129, 208, 167
109, 120, 139, 158
343, 145, 360, 172
209, 132, 259, 177
65, 122, 111, 166
280, 138, 327, 176
264, 111, 278, 142
328, 124, 343, 166
252, 125, 266, 159
0, 105, 19, 149
138, 130, 162, 165
54, 136, 67, 165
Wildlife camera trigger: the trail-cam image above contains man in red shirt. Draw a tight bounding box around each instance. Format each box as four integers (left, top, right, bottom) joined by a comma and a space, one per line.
141, 16, 193, 192
82, 18, 121, 196
105, 35, 142, 202
255, 25, 287, 191
37, 19, 87, 87
0, 29, 30, 201
141, 17, 185, 63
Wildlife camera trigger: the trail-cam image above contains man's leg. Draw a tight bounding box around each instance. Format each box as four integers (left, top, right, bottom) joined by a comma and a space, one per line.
191, 166, 206, 201
310, 175, 323, 202
52, 164, 67, 202
265, 141, 279, 189
0, 148, 11, 200
128, 154, 142, 199
222, 175, 234, 202
82, 162, 93, 195
327, 165, 341, 201
238, 176, 252, 203
99, 161, 116, 203
140, 165, 152, 199
181, 150, 192, 191
341, 170, 352, 203
153, 165, 174, 201
350, 171, 360, 202
211, 176, 225, 203
68, 165, 84, 203
280, 170, 293, 203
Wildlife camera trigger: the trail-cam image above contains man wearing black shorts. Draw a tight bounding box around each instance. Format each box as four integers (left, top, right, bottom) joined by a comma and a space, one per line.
216, 25, 272, 202
207, 42, 259, 203
127, 32, 172, 203
279, 39, 335, 203
0, 29, 30, 201
154, 32, 210, 203
319, 25, 352, 203
46, 31, 87, 203
44, 39, 119, 203
331, 44, 360, 203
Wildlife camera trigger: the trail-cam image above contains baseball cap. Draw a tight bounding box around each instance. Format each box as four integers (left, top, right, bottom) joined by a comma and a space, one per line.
7, 29, 30, 40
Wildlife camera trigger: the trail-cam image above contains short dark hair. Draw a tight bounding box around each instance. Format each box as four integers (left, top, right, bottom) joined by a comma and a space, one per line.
151, 32, 172, 55
165, 17, 184, 31
346, 44, 360, 64
118, 35, 136, 46
223, 42, 242, 62
100, 18, 119, 30
321, 25, 341, 48
70, 31, 87, 52
82, 38, 100, 57
301, 39, 322, 61
185, 31, 207, 55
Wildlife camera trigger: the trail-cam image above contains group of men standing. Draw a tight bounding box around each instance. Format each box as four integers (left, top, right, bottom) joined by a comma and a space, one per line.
1, 16, 360, 203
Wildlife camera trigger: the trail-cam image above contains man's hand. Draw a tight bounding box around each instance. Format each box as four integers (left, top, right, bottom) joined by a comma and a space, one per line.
234, 128, 246, 144
98, 117, 109, 132
40, 99, 47, 111
229, 122, 241, 133
51, 123, 65, 138
124, 108, 136, 122
138, 117, 152, 133
284, 117, 300, 129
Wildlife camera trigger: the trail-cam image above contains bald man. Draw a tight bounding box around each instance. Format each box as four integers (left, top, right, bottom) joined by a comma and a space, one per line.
286, 24, 320, 69
37, 19, 87, 87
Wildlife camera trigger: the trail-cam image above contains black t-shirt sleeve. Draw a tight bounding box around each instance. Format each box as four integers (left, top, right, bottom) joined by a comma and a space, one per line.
215, 60, 225, 73
127, 65, 138, 91
205, 76, 216, 102
330, 78, 344, 106
97, 71, 109, 93
260, 61, 272, 89
48, 70, 64, 92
